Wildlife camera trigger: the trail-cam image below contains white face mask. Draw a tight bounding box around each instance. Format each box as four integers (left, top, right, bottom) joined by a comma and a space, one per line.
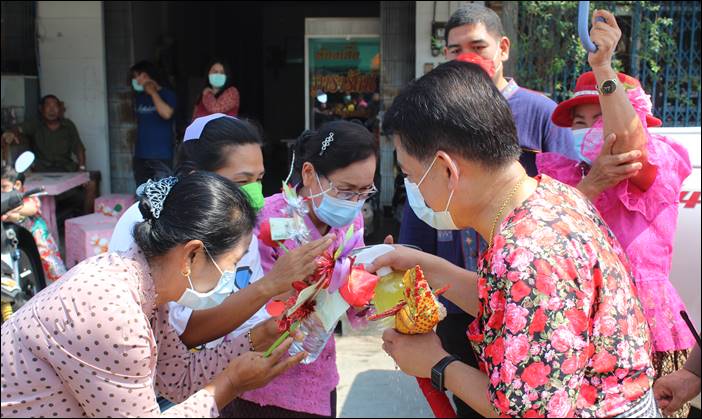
404, 156, 458, 230
176, 249, 236, 311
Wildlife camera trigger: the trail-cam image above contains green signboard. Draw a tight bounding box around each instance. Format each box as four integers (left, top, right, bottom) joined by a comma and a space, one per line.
308, 38, 380, 72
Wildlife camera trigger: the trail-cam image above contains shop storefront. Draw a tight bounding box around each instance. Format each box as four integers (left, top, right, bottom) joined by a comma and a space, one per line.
304, 18, 380, 131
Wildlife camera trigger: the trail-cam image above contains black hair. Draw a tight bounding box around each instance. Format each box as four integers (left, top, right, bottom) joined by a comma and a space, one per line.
175, 116, 263, 175
1, 162, 24, 185
39, 94, 60, 108
129, 60, 166, 86
445, 3, 506, 44
201, 59, 235, 99
133, 172, 256, 259
383, 60, 520, 167
292, 120, 378, 180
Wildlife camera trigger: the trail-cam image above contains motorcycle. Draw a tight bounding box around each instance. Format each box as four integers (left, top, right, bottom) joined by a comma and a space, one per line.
1, 152, 47, 323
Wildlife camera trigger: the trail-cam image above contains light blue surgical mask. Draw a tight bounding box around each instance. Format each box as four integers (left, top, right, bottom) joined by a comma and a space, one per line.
405, 156, 458, 230
571, 128, 591, 164
176, 249, 236, 311
209, 73, 227, 88
131, 78, 144, 92
310, 173, 365, 228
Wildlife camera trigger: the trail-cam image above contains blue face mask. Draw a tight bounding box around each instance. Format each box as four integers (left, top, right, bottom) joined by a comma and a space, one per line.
209, 73, 227, 88
132, 78, 144, 92
571, 128, 591, 164
310, 173, 365, 228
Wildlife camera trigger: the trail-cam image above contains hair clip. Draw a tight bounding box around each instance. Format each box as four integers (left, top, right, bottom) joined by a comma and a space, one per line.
319, 132, 335, 156
138, 177, 179, 219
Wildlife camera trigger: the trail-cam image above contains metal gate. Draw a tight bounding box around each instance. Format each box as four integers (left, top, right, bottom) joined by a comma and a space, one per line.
517, 1, 700, 127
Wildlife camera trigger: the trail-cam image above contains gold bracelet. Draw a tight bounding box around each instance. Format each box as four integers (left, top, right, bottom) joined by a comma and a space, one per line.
246, 329, 256, 352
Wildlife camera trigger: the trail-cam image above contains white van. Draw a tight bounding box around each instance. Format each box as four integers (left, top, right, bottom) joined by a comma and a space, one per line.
653, 127, 702, 333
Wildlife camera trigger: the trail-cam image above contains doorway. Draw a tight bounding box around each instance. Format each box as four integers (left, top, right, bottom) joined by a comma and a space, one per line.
104, 1, 380, 195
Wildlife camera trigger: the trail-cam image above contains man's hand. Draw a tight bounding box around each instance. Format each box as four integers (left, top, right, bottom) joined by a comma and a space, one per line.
366, 243, 431, 275
577, 133, 642, 200
588, 9, 622, 70
382, 329, 448, 378
654, 368, 701, 416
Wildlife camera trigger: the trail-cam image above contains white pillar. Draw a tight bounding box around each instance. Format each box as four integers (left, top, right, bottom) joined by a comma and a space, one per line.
36, 1, 110, 193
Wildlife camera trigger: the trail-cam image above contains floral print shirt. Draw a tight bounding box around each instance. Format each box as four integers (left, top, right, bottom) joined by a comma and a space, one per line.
193, 87, 240, 119
468, 175, 655, 418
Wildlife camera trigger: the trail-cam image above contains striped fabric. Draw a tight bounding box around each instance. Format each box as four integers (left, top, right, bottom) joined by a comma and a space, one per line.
616, 390, 661, 418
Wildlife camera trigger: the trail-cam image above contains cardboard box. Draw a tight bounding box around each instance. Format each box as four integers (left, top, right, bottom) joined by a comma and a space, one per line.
64, 213, 118, 268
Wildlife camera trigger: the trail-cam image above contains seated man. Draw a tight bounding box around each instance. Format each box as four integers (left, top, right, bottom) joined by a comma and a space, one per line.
1, 94, 99, 214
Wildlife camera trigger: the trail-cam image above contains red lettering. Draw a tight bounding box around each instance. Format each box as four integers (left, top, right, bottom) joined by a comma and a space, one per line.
679, 191, 701, 209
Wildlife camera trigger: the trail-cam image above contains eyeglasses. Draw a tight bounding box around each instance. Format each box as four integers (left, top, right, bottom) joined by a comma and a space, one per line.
320, 177, 378, 201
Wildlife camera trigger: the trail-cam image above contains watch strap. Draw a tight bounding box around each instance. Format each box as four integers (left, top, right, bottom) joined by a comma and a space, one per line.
431, 355, 459, 392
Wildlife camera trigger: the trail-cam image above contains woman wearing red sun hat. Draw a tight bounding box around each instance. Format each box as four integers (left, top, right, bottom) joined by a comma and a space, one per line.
538, 11, 695, 417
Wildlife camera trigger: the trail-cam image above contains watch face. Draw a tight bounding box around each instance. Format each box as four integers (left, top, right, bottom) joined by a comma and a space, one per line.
601, 79, 617, 95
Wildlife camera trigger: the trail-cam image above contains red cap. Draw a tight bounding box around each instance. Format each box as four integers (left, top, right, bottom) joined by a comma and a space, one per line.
551, 71, 662, 128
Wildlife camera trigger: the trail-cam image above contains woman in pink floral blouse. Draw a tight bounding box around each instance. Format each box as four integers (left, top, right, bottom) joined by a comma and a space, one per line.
1, 172, 302, 417
374, 56, 658, 417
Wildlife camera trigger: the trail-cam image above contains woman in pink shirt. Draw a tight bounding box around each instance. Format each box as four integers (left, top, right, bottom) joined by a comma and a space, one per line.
536, 11, 694, 416
1, 172, 304, 417
192, 60, 240, 120
223, 121, 378, 418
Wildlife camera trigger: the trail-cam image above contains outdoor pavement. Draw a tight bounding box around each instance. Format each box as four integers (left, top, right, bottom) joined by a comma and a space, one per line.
335, 317, 434, 418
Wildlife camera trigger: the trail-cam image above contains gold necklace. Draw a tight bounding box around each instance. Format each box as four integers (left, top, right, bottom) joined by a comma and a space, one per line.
488, 175, 528, 248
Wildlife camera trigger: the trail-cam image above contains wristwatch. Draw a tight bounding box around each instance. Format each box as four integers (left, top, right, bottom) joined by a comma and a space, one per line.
431, 355, 459, 392
597, 78, 618, 95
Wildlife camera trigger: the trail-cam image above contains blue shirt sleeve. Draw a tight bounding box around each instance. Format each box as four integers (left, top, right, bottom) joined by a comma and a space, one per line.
539, 97, 578, 159
510, 89, 577, 160
160, 88, 177, 110
399, 201, 467, 314
398, 202, 437, 254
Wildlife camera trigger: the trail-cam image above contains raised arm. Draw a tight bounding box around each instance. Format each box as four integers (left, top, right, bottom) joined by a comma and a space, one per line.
144, 82, 175, 120
588, 9, 655, 191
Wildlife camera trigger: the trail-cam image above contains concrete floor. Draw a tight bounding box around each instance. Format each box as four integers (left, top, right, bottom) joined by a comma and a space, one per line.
334, 316, 702, 418
335, 318, 433, 418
